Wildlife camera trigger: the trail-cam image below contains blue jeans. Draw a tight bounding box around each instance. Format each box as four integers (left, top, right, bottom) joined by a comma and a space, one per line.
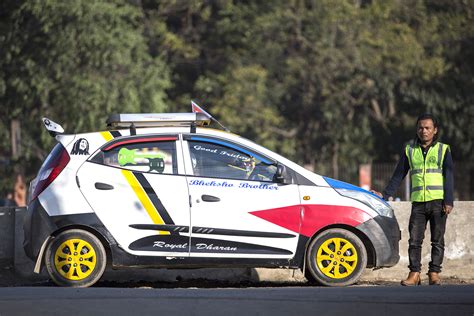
408, 200, 448, 273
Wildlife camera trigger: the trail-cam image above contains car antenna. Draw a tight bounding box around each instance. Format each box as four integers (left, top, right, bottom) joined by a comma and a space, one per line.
191, 100, 230, 132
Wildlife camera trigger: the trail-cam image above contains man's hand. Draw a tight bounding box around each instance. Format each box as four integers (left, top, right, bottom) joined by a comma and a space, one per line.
443, 204, 453, 215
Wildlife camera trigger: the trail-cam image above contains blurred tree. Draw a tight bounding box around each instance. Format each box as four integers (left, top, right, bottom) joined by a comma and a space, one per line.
141, 0, 473, 177
402, 0, 474, 161
199, 65, 294, 154
0, 0, 171, 193
0, 0, 472, 196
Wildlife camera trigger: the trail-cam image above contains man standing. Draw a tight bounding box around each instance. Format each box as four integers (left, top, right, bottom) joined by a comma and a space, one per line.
373, 113, 454, 286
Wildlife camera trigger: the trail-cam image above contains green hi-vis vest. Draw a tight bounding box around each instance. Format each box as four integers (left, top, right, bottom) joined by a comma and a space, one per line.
405, 142, 449, 202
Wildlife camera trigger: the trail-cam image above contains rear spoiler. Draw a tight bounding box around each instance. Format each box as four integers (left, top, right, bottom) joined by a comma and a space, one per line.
42, 118, 64, 137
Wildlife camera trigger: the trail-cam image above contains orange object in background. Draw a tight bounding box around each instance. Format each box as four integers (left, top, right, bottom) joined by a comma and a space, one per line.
359, 164, 372, 191
14, 174, 26, 207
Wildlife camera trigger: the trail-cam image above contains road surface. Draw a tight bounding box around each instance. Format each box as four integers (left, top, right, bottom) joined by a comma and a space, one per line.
0, 285, 473, 315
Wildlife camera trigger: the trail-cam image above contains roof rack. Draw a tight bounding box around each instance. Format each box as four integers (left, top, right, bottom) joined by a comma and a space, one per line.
106, 113, 211, 129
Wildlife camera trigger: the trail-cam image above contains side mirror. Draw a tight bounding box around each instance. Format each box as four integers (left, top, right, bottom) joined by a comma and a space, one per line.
273, 164, 287, 183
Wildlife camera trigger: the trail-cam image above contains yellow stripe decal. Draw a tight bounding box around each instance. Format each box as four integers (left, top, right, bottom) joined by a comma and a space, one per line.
100, 131, 114, 142
121, 169, 169, 235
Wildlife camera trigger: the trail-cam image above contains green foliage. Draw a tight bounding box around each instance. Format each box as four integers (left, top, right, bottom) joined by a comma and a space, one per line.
0, 0, 472, 196
199, 65, 294, 155
0, 0, 171, 193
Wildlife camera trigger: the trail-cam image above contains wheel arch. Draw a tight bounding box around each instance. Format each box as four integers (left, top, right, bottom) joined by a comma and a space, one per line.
306, 224, 376, 268
50, 224, 113, 263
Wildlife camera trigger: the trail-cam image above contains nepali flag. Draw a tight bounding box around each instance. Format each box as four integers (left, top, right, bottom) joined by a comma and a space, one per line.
191, 100, 212, 119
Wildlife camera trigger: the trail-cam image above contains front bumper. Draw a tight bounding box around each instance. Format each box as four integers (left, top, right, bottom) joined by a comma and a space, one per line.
357, 215, 401, 267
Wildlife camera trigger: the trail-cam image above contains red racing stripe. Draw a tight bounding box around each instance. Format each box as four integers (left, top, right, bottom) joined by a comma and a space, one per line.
249, 204, 373, 238
103, 136, 177, 151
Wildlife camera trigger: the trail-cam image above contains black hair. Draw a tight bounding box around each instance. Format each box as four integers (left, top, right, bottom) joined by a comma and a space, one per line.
415, 113, 439, 143
416, 113, 439, 129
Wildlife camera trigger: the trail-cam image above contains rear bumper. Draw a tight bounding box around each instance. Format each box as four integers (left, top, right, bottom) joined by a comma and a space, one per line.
24, 198, 117, 263
23, 199, 56, 261
357, 215, 401, 267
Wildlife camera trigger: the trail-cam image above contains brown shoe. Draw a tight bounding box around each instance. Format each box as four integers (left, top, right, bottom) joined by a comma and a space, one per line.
428, 272, 441, 285
401, 272, 421, 286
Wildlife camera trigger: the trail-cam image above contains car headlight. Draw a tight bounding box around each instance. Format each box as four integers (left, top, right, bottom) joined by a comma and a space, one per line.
335, 188, 394, 218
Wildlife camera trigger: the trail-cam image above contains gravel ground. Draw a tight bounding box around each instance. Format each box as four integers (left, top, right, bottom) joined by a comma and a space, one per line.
1, 264, 472, 288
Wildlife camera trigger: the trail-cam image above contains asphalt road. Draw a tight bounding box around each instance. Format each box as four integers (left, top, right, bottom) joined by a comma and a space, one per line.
0, 285, 473, 316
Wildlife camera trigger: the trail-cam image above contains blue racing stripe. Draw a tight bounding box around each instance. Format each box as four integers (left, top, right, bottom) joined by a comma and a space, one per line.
323, 176, 386, 201
190, 136, 272, 164
323, 177, 367, 192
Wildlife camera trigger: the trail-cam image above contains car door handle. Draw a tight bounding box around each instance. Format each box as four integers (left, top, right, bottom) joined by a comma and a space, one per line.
95, 182, 114, 190
201, 195, 220, 202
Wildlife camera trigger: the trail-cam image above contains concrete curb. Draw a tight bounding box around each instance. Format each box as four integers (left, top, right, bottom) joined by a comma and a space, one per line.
0, 207, 15, 268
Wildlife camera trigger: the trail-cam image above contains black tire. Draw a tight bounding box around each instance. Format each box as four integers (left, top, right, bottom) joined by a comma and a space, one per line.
306, 228, 367, 287
45, 229, 106, 287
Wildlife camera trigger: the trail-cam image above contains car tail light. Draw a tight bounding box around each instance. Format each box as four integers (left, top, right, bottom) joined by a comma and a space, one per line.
31, 143, 70, 201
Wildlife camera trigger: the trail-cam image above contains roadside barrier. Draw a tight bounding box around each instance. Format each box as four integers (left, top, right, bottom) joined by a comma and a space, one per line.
0, 207, 15, 267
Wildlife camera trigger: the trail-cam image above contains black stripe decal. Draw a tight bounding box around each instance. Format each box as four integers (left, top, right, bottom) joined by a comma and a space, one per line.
130, 224, 296, 238
131, 224, 189, 233
130, 235, 189, 252
133, 172, 175, 225
110, 130, 122, 138
129, 235, 293, 255
193, 226, 295, 238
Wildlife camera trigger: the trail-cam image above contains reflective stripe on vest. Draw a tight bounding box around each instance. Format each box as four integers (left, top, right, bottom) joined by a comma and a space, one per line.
405, 142, 449, 202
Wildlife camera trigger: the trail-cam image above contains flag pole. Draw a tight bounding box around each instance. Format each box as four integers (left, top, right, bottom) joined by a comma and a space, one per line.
191, 100, 230, 132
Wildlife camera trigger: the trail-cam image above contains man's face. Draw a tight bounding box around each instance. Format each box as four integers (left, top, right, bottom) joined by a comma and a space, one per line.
417, 118, 437, 145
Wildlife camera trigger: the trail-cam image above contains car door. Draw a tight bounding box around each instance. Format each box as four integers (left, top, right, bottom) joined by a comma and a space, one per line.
183, 135, 301, 259
77, 135, 191, 257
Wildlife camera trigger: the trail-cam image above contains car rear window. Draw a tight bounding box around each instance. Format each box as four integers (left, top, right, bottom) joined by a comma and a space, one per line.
91, 140, 178, 174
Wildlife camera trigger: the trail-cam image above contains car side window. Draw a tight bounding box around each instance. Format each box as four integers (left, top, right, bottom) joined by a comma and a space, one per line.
94, 140, 177, 174
188, 140, 277, 182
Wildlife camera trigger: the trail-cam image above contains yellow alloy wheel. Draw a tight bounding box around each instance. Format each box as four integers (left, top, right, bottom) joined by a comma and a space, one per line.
54, 238, 97, 281
316, 237, 358, 279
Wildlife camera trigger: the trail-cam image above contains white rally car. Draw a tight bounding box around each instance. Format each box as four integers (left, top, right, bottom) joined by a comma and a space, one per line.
24, 110, 400, 287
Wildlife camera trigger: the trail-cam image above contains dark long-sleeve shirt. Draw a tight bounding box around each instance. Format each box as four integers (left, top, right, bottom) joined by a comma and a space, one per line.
382, 142, 454, 206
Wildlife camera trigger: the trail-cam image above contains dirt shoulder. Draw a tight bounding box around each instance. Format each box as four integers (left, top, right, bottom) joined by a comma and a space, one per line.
1, 265, 473, 288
